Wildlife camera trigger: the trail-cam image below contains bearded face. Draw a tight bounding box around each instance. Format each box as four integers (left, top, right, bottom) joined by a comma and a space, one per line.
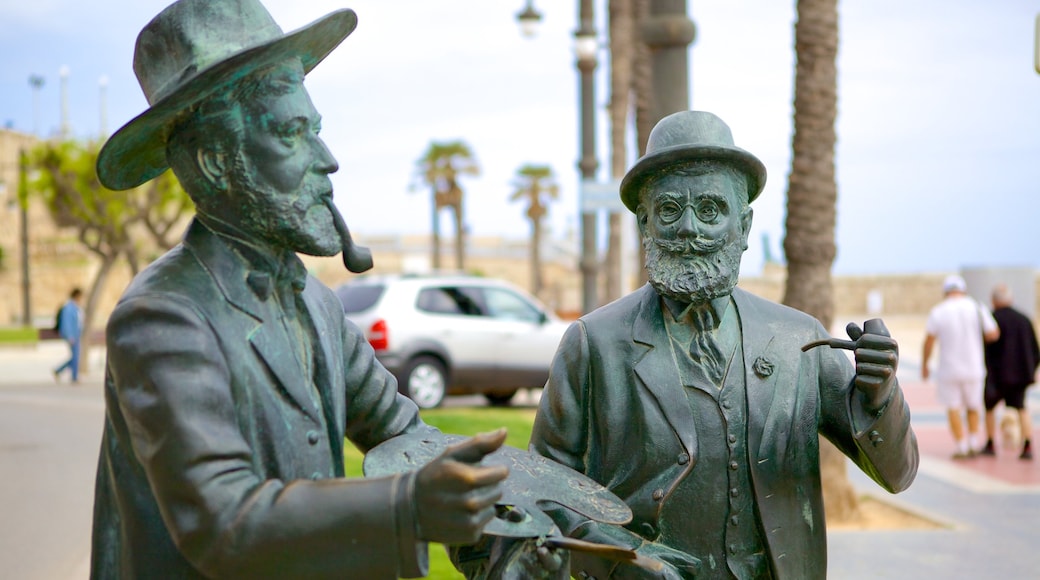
185, 61, 343, 257
639, 165, 752, 305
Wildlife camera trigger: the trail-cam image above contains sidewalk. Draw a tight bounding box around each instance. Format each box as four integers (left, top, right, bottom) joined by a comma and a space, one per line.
828, 373, 1040, 578
0, 341, 107, 388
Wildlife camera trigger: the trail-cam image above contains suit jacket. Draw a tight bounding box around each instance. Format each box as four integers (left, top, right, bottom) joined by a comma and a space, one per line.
531, 285, 918, 579
985, 306, 1040, 387
91, 219, 430, 579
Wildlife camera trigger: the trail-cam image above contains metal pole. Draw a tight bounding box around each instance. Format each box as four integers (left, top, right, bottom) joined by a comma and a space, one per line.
577, 0, 599, 314
18, 149, 31, 326
59, 65, 71, 139
643, 0, 695, 124
99, 75, 109, 139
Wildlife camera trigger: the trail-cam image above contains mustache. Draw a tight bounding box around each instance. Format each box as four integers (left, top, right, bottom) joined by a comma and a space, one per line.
650, 235, 727, 256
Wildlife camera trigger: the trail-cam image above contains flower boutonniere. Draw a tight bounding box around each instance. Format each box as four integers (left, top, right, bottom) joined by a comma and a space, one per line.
753, 356, 774, 378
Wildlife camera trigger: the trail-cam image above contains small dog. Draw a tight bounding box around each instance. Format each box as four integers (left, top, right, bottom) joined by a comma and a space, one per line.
1000, 410, 1022, 451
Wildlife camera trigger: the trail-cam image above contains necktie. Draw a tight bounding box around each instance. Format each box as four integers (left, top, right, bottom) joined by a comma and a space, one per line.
688, 306, 725, 385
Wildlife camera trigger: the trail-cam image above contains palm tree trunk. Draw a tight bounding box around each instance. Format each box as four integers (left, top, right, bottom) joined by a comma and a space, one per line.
532, 218, 543, 297
431, 202, 441, 271
453, 203, 465, 271
782, 0, 860, 525
632, 0, 653, 286
605, 0, 633, 301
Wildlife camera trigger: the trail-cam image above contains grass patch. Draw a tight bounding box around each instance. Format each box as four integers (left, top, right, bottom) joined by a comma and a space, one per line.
0, 326, 39, 345
343, 405, 537, 580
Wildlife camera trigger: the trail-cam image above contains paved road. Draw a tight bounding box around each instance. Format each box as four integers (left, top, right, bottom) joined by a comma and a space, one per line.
0, 342, 103, 580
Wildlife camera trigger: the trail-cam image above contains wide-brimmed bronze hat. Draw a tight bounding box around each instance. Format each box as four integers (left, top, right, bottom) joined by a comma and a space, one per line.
96, 0, 357, 191
619, 110, 767, 213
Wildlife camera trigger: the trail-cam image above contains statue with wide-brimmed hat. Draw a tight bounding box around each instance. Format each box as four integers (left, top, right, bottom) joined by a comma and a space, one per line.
89, 1, 517, 577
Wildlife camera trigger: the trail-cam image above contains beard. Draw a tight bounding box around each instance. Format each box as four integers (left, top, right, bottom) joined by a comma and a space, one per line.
221, 151, 341, 257
643, 235, 744, 305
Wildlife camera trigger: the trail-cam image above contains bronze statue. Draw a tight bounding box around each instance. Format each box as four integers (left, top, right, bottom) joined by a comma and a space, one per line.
90, 1, 511, 577
529, 111, 920, 579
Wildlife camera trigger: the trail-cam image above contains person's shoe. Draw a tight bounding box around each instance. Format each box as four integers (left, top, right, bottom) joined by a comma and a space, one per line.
979, 441, 996, 456
53, 370, 60, 383
1021, 443, 1033, 461
952, 451, 974, 460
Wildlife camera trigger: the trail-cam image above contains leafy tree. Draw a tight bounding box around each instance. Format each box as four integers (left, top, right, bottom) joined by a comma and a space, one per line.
30, 139, 193, 361
781, 0, 861, 523
510, 164, 559, 297
412, 141, 479, 272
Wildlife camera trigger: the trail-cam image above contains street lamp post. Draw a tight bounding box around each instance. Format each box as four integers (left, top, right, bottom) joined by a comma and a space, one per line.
18, 149, 31, 326
643, 1, 695, 130
22, 74, 45, 327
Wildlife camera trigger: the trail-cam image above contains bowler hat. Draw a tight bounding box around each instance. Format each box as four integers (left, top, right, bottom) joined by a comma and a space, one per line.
96, 0, 357, 191
619, 111, 766, 213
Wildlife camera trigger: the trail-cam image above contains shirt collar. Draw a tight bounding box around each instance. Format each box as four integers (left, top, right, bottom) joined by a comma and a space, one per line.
662, 295, 731, 331
196, 215, 307, 301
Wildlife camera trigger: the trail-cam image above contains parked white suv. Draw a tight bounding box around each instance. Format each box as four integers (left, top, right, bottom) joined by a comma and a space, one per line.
335, 274, 571, 408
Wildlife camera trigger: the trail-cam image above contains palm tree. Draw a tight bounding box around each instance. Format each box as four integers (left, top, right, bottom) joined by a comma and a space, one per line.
413, 141, 480, 271
781, 0, 861, 523
510, 164, 559, 297
606, 0, 634, 302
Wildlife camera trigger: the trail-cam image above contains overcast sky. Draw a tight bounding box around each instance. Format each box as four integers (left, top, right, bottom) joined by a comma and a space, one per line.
1, 0, 1038, 276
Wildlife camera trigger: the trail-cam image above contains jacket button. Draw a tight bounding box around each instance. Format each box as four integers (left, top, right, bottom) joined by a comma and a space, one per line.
730, 487, 739, 498
677, 452, 690, 465
307, 430, 320, 445
729, 461, 739, 470
869, 430, 884, 447
652, 489, 665, 501
728, 434, 737, 444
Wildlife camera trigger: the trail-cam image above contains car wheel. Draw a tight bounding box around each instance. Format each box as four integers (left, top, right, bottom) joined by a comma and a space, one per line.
484, 390, 517, 407
402, 356, 447, 409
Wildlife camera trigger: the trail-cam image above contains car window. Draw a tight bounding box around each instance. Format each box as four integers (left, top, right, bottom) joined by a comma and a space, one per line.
417, 287, 485, 316
482, 287, 542, 323
337, 284, 385, 313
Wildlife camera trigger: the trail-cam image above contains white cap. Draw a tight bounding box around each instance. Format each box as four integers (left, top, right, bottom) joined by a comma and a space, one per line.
943, 275, 967, 293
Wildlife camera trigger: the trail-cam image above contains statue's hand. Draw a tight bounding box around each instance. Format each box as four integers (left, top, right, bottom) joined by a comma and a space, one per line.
848, 318, 898, 413
414, 429, 509, 544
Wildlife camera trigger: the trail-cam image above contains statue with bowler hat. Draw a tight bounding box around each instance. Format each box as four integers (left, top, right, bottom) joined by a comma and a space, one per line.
527, 110, 920, 579
90, 1, 513, 577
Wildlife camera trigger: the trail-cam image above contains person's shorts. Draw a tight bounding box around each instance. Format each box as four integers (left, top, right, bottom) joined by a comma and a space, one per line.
937, 377, 985, 411
984, 379, 1030, 410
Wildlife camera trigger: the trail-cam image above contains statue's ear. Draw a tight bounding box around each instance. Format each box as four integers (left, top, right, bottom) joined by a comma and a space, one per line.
197, 148, 229, 191
740, 207, 754, 250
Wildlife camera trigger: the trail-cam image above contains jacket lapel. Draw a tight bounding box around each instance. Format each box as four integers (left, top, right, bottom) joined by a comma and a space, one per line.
300, 287, 344, 434
732, 289, 792, 464
184, 219, 322, 423
631, 285, 699, 458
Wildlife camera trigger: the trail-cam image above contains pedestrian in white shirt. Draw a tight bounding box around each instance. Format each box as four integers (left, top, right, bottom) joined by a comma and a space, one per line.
922, 275, 1000, 458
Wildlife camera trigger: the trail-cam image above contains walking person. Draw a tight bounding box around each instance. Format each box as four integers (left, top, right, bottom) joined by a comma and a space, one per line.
53, 287, 83, 383
980, 283, 1039, 460
922, 275, 1000, 458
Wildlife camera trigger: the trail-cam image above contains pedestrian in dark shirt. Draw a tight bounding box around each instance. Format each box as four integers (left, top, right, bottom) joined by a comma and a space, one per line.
981, 284, 1039, 460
